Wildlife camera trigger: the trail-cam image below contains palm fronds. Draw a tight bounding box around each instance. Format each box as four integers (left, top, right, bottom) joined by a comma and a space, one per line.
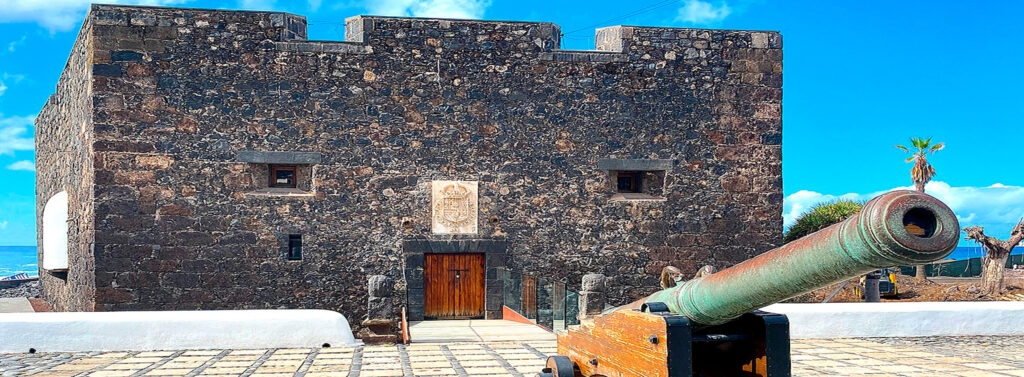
896, 137, 943, 192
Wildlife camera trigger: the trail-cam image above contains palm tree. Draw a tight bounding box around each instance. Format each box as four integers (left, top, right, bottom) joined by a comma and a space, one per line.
895, 137, 944, 192
896, 137, 944, 281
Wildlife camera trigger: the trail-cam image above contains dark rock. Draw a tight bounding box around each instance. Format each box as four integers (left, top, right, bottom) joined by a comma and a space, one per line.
92, 64, 123, 77
111, 50, 143, 61
0, 280, 41, 298
367, 275, 392, 298
581, 274, 607, 292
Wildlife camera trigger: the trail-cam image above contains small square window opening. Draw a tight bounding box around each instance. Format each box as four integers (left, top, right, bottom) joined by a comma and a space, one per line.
616, 172, 642, 193
270, 165, 297, 188
287, 234, 302, 260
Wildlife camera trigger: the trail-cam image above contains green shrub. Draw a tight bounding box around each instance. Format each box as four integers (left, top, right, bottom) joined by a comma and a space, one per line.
783, 200, 864, 243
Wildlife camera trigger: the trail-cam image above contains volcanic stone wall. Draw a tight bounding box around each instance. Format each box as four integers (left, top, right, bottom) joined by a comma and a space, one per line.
43, 4, 782, 322
35, 18, 98, 311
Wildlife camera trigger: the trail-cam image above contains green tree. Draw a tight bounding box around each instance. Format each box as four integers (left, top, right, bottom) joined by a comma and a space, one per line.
783, 200, 864, 243
895, 137, 944, 192
895, 137, 944, 280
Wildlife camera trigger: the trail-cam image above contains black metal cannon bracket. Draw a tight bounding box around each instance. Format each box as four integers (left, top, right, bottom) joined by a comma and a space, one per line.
642, 302, 792, 377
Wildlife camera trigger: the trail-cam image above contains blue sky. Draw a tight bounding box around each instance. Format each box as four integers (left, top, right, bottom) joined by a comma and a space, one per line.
0, 0, 1022, 246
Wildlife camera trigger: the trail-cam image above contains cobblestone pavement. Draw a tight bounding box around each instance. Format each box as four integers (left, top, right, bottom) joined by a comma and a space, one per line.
1, 337, 1022, 376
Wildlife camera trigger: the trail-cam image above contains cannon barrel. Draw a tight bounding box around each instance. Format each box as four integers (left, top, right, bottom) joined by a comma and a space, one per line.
646, 190, 959, 325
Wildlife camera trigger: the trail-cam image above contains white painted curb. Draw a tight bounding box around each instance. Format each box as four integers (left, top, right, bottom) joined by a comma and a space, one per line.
763, 301, 1024, 338
0, 309, 360, 352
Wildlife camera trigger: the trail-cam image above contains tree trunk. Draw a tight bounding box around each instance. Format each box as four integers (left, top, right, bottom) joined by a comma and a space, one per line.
913, 181, 926, 280
981, 253, 1010, 296
964, 220, 1023, 296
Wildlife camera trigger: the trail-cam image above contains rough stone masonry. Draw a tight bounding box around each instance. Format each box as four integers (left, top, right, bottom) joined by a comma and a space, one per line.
35, 4, 783, 326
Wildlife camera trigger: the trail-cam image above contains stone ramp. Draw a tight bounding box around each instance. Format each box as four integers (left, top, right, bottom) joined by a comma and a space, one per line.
409, 319, 556, 343
0, 298, 33, 313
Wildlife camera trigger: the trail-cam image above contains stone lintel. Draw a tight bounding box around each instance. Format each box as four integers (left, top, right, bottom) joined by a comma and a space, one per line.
597, 158, 673, 171
237, 151, 322, 164
401, 239, 506, 255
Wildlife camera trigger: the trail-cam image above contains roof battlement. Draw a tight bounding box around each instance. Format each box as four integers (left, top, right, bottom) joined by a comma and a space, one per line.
86, 4, 780, 59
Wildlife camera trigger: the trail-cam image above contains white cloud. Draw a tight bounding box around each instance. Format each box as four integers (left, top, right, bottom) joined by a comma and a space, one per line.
307, 0, 322, 11
0, 114, 36, 155
676, 0, 731, 24
784, 181, 1024, 241
7, 35, 27, 53
3, 73, 26, 83
0, 73, 23, 98
0, 221, 7, 230
6, 160, 35, 171
366, 0, 491, 19
1, 0, 193, 31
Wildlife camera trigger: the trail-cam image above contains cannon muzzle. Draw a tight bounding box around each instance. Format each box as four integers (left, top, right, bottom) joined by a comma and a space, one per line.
646, 190, 959, 325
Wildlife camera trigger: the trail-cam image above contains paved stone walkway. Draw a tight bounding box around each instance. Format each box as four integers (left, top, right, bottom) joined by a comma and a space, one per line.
2, 337, 1022, 376
0, 298, 34, 313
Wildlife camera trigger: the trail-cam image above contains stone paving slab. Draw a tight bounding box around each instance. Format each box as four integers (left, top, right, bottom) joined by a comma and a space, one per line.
2, 337, 1023, 376
408, 320, 556, 344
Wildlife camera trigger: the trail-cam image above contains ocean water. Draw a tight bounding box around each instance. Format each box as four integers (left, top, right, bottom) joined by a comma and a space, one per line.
0, 246, 39, 278
946, 246, 1023, 260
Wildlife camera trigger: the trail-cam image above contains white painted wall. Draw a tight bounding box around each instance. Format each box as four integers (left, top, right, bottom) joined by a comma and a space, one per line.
764, 301, 1024, 338
0, 309, 359, 352
41, 191, 69, 271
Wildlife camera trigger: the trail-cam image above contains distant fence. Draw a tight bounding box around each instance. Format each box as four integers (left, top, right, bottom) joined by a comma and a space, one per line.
898, 254, 1024, 278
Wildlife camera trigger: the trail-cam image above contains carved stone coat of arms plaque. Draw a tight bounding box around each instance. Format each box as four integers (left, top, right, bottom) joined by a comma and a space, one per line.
431, 181, 478, 234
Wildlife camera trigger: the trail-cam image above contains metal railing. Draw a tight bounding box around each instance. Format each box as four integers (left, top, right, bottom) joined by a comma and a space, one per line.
497, 267, 580, 332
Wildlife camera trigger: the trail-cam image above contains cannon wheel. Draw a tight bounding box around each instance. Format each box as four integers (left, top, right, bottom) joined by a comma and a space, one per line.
537, 356, 576, 377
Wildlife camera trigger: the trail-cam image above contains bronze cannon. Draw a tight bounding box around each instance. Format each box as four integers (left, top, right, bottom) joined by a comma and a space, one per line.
540, 190, 959, 377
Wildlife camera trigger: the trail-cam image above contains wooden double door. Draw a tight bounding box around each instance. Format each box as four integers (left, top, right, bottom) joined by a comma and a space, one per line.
424, 253, 485, 319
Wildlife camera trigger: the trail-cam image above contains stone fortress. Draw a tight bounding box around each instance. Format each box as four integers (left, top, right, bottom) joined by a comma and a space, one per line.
35, 4, 782, 324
